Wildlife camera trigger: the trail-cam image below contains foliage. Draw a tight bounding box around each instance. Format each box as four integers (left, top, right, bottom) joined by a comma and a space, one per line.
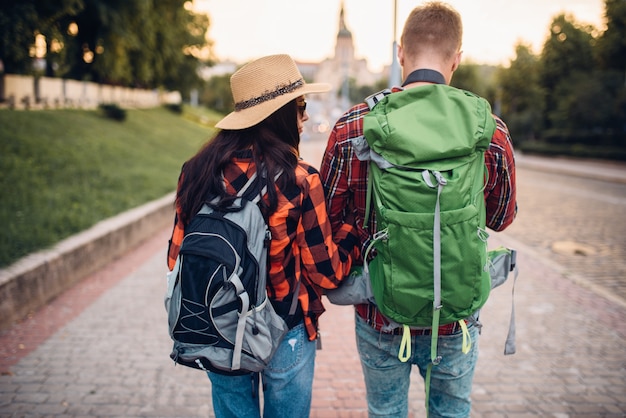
497, 43, 544, 142
496, 1, 626, 155
346, 77, 388, 105
595, 0, 626, 72
538, 14, 596, 131
548, 71, 613, 132
99, 103, 126, 121
0, 106, 215, 268
0, 0, 83, 74
164, 103, 183, 114
0, 0, 211, 97
451, 62, 498, 105
201, 73, 233, 114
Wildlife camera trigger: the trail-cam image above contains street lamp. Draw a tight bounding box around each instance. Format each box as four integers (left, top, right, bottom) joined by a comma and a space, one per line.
389, 0, 401, 88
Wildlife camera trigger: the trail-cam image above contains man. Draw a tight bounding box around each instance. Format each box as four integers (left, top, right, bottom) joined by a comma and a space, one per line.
320, 2, 517, 417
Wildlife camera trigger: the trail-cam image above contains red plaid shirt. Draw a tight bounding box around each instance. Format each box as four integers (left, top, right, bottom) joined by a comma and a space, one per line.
319, 87, 517, 335
168, 152, 358, 340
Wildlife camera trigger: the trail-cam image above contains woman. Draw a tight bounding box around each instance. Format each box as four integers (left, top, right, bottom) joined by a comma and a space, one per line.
167, 54, 357, 417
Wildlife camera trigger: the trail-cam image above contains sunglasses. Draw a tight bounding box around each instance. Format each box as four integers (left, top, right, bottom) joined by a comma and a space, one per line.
297, 98, 307, 115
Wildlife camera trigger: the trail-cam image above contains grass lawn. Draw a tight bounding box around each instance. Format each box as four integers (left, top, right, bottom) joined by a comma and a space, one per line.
0, 106, 219, 268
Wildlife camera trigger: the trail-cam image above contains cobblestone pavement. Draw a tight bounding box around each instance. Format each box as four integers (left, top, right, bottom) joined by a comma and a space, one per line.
0, 138, 624, 417
503, 164, 626, 306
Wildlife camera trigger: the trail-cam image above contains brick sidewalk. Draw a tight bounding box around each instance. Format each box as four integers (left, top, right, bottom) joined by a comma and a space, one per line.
1, 227, 625, 417
1, 137, 626, 416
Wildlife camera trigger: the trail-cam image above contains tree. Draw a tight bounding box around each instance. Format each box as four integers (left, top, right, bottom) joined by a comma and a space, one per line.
526, 5, 626, 150
595, 0, 626, 74
155, 3, 211, 98
497, 43, 544, 141
348, 77, 388, 106
549, 71, 614, 134
201, 73, 232, 114
62, 0, 209, 89
451, 62, 479, 94
592, 0, 626, 147
0, 0, 83, 75
1, 0, 210, 96
451, 62, 498, 105
539, 14, 596, 129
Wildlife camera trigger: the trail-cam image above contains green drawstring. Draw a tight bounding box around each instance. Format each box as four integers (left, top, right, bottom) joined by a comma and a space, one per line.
459, 319, 472, 354
398, 325, 411, 362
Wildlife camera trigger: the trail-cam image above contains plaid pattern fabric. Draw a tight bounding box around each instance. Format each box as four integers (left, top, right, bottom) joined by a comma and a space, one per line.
319, 101, 373, 256
319, 88, 517, 335
168, 152, 357, 341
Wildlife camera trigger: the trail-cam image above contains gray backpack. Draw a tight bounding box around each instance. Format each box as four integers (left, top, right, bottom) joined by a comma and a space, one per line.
164, 172, 290, 374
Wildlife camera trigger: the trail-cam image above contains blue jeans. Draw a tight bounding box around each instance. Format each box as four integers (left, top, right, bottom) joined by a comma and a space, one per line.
208, 322, 316, 418
355, 313, 479, 418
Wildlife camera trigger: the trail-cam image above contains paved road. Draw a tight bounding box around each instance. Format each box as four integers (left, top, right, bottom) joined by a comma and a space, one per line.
0, 136, 625, 417
503, 163, 626, 306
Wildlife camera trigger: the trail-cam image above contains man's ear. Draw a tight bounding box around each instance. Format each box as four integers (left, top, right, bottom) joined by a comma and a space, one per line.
451, 51, 462, 72
398, 44, 404, 66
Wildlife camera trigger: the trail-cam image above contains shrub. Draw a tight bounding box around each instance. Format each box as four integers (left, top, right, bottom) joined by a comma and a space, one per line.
99, 103, 127, 121
164, 103, 183, 114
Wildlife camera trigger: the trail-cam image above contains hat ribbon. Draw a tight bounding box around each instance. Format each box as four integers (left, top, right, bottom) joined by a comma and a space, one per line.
234, 79, 304, 111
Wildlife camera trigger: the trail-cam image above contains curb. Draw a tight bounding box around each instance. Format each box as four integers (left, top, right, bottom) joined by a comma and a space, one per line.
0, 192, 175, 330
515, 154, 626, 184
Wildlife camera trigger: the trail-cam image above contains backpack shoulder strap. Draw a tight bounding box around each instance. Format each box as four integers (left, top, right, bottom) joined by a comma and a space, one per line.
206, 171, 260, 207
237, 171, 260, 199
364, 89, 392, 110
362, 89, 392, 228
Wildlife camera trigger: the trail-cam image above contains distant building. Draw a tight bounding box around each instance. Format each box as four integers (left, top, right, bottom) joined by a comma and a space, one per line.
301, 3, 382, 112
199, 3, 383, 116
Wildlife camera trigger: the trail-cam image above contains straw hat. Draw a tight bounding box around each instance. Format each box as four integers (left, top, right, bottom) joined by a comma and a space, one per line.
216, 54, 331, 130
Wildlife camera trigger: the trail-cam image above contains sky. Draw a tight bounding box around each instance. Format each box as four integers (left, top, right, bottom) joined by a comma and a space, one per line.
192, 0, 606, 72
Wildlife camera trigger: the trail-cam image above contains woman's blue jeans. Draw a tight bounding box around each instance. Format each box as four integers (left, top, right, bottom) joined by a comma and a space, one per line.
355, 313, 479, 418
208, 322, 316, 418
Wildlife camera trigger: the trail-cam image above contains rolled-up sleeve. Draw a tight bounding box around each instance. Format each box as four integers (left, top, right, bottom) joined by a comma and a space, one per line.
484, 116, 518, 231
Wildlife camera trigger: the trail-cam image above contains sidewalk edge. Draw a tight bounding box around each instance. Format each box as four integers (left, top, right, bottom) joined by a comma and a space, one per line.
0, 192, 175, 331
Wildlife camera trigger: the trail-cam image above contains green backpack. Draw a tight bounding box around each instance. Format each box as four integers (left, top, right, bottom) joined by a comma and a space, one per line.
361, 84, 497, 367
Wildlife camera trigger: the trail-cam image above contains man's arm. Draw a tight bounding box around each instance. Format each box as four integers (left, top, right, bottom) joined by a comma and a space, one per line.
320, 125, 352, 236
484, 116, 517, 231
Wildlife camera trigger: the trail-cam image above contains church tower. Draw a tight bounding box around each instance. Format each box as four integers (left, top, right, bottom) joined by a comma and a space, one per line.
311, 2, 379, 111
335, 3, 355, 68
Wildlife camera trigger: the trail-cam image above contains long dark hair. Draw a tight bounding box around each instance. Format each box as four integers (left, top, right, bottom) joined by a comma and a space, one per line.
176, 99, 301, 224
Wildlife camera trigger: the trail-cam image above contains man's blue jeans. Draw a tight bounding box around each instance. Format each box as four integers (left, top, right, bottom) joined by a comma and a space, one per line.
208, 322, 316, 418
355, 313, 479, 418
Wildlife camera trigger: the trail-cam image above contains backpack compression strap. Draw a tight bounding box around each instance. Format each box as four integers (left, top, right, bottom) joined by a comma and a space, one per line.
228, 171, 264, 371
420, 170, 472, 416
228, 169, 286, 371
231, 273, 250, 371
421, 170, 447, 368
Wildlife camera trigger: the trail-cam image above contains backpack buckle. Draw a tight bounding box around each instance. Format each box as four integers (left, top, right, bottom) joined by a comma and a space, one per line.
372, 229, 388, 242
264, 230, 271, 247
